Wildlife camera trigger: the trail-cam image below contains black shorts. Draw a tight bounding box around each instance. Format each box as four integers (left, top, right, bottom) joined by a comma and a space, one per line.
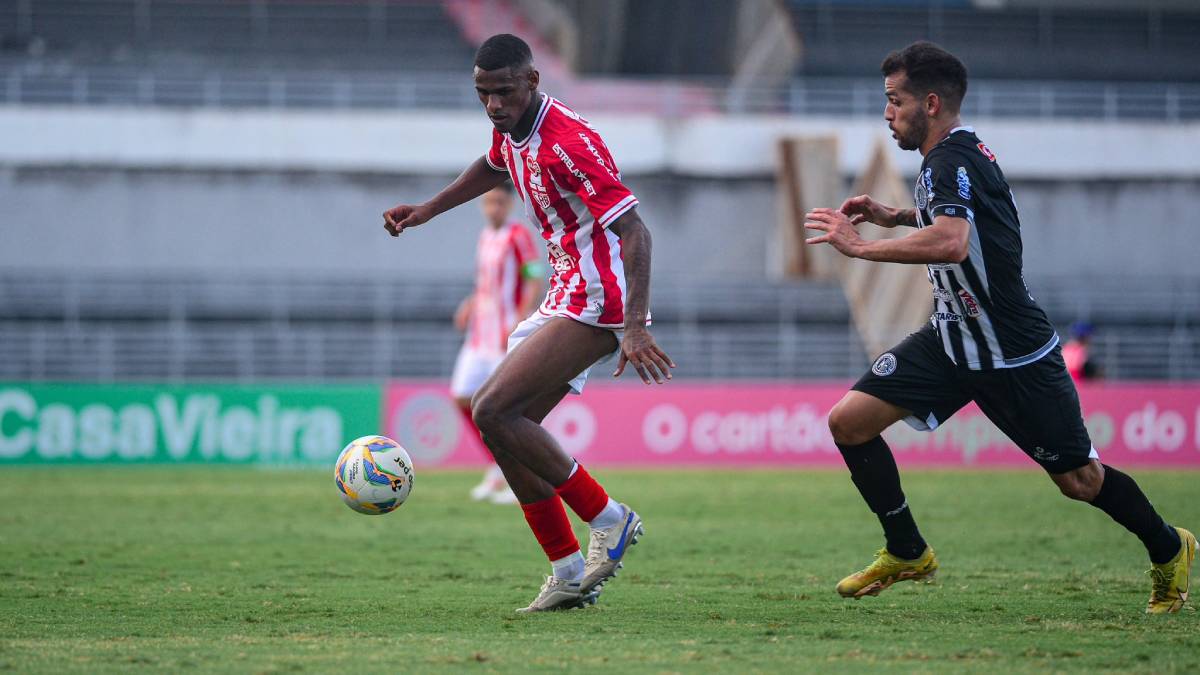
852, 323, 1095, 474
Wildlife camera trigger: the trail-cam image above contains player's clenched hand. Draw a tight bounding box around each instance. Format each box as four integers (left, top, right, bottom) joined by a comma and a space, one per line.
382, 203, 433, 237
804, 208, 866, 258
839, 194, 896, 228
614, 326, 675, 385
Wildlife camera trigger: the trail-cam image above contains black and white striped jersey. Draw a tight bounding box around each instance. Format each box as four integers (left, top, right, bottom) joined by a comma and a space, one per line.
912, 127, 1058, 371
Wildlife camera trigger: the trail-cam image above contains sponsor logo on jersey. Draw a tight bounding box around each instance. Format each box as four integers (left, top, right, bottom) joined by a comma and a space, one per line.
871, 353, 898, 377
525, 155, 541, 177
1032, 446, 1060, 462
977, 142, 996, 162
957, 289, 982, 318
547, 241, 577, 273
552, 143, 597, 196
915, 168, 932, 210
956, 166, 971, 201
933, 311, 962, 322
578, 132, 619, 181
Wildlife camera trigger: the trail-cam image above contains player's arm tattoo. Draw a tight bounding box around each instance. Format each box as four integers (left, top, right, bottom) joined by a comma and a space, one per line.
894, 208, 918, 228
609, 210, 652, 329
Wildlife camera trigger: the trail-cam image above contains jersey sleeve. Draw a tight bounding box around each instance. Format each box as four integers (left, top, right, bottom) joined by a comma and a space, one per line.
485, 129, 507, 172
925, 150, 975, 221
546, 128, 639, 228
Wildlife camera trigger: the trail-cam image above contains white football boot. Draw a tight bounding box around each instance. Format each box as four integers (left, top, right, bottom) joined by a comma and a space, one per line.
516, 576, 599, 613
489, 487, 520, 505
469, 466, 506, 502
580, 504, 644, 593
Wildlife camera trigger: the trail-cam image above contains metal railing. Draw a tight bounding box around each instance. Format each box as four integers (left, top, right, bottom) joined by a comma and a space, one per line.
4, 61, 1200, 121
0, 273, 1198, 382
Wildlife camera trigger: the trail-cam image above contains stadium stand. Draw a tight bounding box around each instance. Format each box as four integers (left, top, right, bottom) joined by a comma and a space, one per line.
785, 1, 1200, 83
0, 0, 479, 107
2, 2, 1197, 384
3, 0, 1197, 119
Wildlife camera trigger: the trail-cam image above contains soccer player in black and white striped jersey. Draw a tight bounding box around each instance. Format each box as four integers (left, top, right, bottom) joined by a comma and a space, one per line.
803, 42, 1194, 613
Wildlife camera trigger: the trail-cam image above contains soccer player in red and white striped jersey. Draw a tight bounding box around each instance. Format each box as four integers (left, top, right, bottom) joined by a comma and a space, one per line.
383, 34, 673, 612
453, 184, 542, 505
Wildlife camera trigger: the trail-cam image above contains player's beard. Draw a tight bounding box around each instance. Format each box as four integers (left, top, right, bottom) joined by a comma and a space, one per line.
894, 111, 927, 152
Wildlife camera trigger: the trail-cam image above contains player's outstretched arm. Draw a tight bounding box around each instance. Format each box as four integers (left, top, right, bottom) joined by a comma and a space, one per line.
839, 195, 918, 228
805, 209, 969, 264
609, 210, 675, 385
383, 156, 508, 236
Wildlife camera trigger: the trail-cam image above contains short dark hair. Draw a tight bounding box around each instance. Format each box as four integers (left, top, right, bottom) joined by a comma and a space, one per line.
474, 34, 532, 72
881, 41, 968, 111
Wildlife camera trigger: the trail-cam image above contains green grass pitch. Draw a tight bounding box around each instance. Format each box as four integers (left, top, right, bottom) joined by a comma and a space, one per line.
1, 467, 1197, 673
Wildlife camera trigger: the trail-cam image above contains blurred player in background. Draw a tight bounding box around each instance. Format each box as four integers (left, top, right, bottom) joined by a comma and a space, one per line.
383, 34, 673, 612
805, 41, 1194, 613
1062, 321, 1102, 382
453, 184, 543, 505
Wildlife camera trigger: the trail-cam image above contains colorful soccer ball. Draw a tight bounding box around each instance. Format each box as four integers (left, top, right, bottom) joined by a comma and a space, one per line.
333, 435, 414, 515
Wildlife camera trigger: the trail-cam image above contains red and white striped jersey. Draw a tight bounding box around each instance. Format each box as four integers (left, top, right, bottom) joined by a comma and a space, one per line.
468, 222, 540, 355
485, 93, 643, 328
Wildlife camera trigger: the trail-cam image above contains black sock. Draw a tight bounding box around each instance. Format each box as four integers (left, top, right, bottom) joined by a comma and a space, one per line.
1090, 464, 1181, 565
837, 436, 927, 560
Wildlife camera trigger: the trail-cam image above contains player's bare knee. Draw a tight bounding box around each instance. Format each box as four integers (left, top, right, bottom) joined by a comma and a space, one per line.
828, 404, 869, 446
469, 392, 497, 433
470, 392, 514, 436
1053, 473, 1100, 502
1056, 480, 1093, 502
1052, 462, 1104, 502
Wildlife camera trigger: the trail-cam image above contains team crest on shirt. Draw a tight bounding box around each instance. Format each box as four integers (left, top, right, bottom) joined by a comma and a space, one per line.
500, 142, 510, 162
956, 289, 982, 317
547, 241, 577, 273
525, 159, 553, 210
977, 142, 996, 162
914, 168, 932, 210
872, 352, 898, 377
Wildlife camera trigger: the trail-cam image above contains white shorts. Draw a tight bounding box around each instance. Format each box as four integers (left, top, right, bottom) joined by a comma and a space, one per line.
449, 346, 505, 399
507, 312, 622, 395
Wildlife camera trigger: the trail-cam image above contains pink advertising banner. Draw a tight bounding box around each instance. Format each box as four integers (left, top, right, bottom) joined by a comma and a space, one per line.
383, 382, 1200, 468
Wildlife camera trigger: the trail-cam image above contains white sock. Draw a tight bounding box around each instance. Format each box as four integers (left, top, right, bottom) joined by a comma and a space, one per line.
588, 498, 624, 529
551, 551, 584, 581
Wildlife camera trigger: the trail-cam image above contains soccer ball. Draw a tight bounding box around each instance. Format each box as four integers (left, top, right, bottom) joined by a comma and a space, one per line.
333, 435, 414, 515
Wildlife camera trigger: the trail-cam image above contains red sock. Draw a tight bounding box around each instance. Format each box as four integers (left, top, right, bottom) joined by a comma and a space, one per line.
554, 463, 610, 522
520, 496, 580, 562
